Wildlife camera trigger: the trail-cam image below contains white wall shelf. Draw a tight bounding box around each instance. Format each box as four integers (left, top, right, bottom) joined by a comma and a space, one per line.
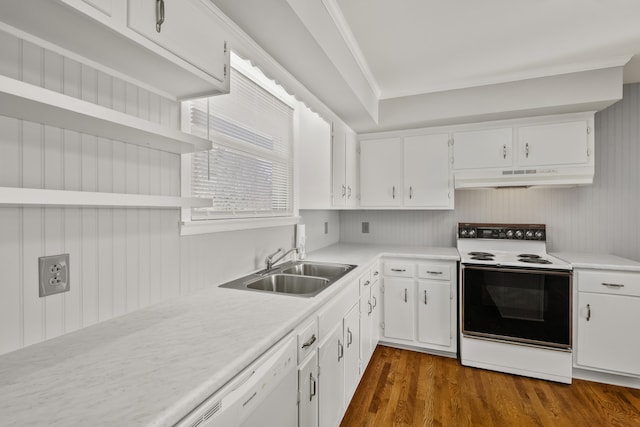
0, 75, 212, 154
0, 187, 212, 209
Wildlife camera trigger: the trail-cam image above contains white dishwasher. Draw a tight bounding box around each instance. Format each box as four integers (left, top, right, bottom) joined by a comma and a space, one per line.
176, 333, 297, 427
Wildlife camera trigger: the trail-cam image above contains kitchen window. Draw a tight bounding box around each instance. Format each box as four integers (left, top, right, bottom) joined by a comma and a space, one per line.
181, 52, 297, 232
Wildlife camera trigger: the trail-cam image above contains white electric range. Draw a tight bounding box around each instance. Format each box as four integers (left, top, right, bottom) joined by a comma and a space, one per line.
457, 223, 574, 383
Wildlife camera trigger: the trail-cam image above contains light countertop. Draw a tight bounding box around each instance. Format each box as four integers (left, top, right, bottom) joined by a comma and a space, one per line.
0, 243, 458, 427
553, 252, 640, 272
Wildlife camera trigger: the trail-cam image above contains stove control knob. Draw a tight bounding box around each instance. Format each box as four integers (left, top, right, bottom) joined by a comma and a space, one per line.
469, 229, 477, 238
460, 229, 468, 238
535, 230, 544, 240
506, 230, 514, 239
515, 230, 524, 239
525, 230, 534, 239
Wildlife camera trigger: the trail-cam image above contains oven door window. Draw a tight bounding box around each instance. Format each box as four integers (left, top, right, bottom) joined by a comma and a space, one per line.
462, 266, 572, 349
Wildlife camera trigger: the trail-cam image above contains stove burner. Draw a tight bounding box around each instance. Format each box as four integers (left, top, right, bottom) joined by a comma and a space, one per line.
518, 254, 542, 259
518, 258, 552, 264
468, 252, 494, 257
471, 256, 495, 261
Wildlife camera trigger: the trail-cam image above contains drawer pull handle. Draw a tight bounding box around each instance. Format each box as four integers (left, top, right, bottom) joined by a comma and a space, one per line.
373, 271, 379, 276
602, 283, 624, 289
426, 271, 443, 275
391, 268, 406, 272
586, 304, 591, 322
301, 334, 317, 349
363, 280, 371, 286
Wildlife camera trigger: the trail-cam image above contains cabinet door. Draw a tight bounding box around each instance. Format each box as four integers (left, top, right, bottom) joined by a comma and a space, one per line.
371, 280, 381, 346
345, 131, 358, 207
359, 292, 373, 371
452, 128, 512, 169
417, 281, 451, 347
298, 106, 332, 209
360, 138, 402, 207
298, 353, 319, 427
127, 0, 228, 84
517, 121, 589, 167
383, 278, 415, 341
331, 128, 347, 207
343, 304, 360, 404
404, 134, 451, 208
577, 293, 640, 376
318, 322, 344, 427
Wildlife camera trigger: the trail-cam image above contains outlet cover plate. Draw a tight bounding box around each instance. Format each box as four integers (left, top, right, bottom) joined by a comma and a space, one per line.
39, 254, 70, 297
362, 222, 370, 234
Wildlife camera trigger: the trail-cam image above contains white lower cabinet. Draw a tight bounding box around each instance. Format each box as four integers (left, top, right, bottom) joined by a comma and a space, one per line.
381, 258, 457, 354
417, 280, 451, 347
318, 321, 344, 427
343, 304, 361, 404
382, 277, 415, 341
359, 265, 381, 370
298, 352, 319, 427
575, 269, 640, 377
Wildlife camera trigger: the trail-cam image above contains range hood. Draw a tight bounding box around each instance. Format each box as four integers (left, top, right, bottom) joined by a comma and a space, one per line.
454, 163, 594, 189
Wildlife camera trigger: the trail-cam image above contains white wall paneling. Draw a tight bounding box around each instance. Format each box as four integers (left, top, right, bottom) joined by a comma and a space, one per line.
299, 210, 340, 252
0, 29, 294, 355
341, 84, 640, 262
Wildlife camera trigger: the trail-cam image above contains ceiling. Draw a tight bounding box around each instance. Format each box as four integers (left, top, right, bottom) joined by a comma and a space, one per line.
212, 0, 640, 133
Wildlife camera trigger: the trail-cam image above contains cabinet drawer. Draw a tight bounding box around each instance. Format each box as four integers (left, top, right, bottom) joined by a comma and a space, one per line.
383, 262, 414, 278
417, 264, 450, 281
578, 270, 640, 297
297, 318, 318, 364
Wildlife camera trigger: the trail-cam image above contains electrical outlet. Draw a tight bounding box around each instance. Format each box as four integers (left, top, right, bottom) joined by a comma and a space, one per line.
362, 222, 370, 234
39, 254, 70, 297
324, 222, 329, 234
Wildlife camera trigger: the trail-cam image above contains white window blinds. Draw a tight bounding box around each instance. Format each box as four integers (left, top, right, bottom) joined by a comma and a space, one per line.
184, 59, 294, 220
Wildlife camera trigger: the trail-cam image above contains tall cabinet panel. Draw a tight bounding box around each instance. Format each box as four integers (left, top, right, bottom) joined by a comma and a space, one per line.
298, 105, 332, 209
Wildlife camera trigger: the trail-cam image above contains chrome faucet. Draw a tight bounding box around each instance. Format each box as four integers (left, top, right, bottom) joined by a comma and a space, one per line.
264, 247, 299, 271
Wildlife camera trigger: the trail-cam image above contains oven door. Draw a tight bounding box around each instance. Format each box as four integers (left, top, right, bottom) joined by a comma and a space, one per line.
462, 264, 572, 349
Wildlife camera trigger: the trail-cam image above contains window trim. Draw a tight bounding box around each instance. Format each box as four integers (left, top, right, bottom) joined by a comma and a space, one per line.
180, 53, 298, 235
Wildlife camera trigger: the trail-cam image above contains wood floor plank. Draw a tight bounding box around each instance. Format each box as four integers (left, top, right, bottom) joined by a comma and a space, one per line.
340, 346, 640, 427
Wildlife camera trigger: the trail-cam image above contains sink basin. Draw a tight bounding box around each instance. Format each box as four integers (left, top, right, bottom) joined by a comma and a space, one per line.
280, 262, 351, 279
246, 274, 329, 295
219, 260, 357, 298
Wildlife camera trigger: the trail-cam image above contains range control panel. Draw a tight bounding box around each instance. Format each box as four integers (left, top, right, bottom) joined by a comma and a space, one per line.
458, 223, 546, 241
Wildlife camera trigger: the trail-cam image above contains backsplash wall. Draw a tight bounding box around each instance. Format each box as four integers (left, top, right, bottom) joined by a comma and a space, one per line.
0, 31, 294, 356
341, 83, 640, 262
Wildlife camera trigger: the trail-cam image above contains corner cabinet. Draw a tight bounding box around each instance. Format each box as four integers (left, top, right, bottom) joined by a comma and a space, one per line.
360, 134, 453, 209
575, 269, 640, 377
0, 0, 230, 99
380, 258, 457, 355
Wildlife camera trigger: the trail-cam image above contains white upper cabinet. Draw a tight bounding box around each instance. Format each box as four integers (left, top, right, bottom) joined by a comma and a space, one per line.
298, 106, 332, 209
0, 0, 229, 99
403, 134, 451, 208
332, 125, 359, 208
360, 135, 453, 209
360, 138, 403, 207
452, 128, 513, 170
517, 121, 589, 167
127, 0, 228, 87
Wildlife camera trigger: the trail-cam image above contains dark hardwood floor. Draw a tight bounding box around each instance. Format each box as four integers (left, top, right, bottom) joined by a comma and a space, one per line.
340, 345, 640, 427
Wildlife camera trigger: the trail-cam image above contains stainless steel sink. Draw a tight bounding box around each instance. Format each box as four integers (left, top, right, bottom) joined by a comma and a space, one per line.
219, 260, 357, 298
280, 262, 352, 279
246, 274, 329, 295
